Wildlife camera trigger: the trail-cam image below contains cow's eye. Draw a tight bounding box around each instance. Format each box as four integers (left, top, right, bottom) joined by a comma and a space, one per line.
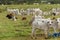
51, 22, 53, 23
55, 19, 57, 21
47, 22, 49, 23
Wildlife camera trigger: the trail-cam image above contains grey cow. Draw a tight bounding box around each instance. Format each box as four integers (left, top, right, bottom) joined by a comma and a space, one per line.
31, 18, 52, 39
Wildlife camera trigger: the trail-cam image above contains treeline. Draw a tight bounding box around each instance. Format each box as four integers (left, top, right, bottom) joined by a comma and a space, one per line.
0, 0, 60, 5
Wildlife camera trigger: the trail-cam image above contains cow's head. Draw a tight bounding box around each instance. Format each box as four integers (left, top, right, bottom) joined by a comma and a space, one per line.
47, 19, 58, 27
6, 14, 13, 19
46, 18, 52, 25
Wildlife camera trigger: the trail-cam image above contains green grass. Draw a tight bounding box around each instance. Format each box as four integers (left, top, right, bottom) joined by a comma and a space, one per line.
0, 4, 60, 40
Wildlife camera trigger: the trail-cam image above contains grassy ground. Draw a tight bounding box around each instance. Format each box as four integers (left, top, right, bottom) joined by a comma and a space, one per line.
0, 4, 60, 40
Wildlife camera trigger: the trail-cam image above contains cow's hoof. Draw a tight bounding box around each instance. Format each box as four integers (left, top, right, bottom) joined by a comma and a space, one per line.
45, 37, 49, 39
31, 37, 37, 39
31, 37, 33, 39
35, 37, 37, 39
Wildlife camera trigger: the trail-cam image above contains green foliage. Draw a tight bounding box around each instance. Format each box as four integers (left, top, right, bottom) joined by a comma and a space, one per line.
0, 0, 60, 4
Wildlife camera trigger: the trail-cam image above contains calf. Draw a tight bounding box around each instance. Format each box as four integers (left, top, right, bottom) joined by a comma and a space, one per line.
30, 18, 51, 39
6, 13, 17, 21
49, 20, 58, 33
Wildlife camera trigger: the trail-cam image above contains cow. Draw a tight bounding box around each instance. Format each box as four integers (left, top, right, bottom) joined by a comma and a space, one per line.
51, 8, 60, 15
33, 8, 43, 16
50, 18, 60, 33
29, 14, 44, 25
26, 8, 43, 16
30, 18, 52, 39
7, 8, 20, 15
20, 8, 28, 15
29, 14, 51, 39
56, 18, 60, 31
6, 13, 17, 21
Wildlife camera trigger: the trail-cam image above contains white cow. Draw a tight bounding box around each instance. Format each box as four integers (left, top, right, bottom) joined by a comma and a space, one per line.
26, 8, 35, 15
56, 18, 60, 29
30, 15, 51, 39
20, 9, 27, 15
7, 8, 20, 15
57, 18, 60, 23
7, 8, 19, 21
51, 8, 60, 15
26, 8, 31, 15
26, 8, 43, 15
43, 11, 51, 16
49, 20, 58, 33
34, 8, 43, 16
52, 18, 60, 32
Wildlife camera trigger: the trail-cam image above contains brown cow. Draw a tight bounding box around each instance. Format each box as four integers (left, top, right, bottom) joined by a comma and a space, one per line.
6, 13, 17, 21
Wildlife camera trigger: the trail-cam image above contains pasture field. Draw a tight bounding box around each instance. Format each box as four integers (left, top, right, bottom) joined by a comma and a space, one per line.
0, 4, 60, 40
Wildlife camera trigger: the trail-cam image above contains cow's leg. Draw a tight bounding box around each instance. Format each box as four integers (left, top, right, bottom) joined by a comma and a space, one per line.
13, 16, 16, 21
44, 29, 49, 39
31, 27, 36, 39
56, 23, 59, 32
53, 26, 57, 33
57, 25, 60, 32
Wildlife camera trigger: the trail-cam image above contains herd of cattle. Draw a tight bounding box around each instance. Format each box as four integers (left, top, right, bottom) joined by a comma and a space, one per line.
6, 8, 60, 39
6, 8, 60, 21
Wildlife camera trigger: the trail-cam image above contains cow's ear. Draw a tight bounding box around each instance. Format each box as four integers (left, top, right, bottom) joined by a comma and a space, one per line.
55, 19, 57, 21
51, 21, 53, 23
